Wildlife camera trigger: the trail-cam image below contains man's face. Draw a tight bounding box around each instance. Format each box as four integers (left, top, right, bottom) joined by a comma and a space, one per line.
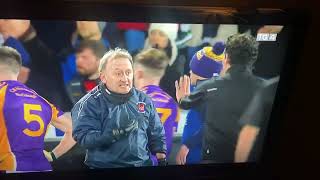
100, 57, 133, 94
149, 30, 169, 49
76, 48, 100, 76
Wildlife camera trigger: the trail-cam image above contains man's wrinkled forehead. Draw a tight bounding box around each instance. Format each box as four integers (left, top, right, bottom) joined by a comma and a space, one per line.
107, 57, 133, 70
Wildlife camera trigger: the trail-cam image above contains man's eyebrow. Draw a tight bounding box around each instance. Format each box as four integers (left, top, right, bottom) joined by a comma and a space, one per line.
113, 68, 132, 71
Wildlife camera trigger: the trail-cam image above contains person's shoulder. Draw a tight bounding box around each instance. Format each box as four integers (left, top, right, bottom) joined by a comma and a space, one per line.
260, 76, 280, 97
133, 88, 152, 102
76, 85, 102, 106
1, 80, 21, 87
4, 81, 57, 109
0, 81, 24, 96
247, 74, 268, 89
265, 76, 280, 87
6, 80, 38, 95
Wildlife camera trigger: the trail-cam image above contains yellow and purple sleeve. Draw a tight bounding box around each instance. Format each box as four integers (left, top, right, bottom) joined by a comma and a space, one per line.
0, 84, 17, 171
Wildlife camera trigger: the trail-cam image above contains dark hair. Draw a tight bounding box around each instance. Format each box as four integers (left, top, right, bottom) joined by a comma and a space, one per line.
0, 46, 22, 74
75, 40, 107, 59
134, 48, 169, 70
225, 33, 259, 66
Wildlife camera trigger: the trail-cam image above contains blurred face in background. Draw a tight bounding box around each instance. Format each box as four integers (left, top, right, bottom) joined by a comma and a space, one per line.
149, 29, 169, 49
76, 48, 100, 76
100, 57, 133, 94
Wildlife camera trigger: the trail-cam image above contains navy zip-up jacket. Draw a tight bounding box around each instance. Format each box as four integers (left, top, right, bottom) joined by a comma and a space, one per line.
72, 84, 166, 168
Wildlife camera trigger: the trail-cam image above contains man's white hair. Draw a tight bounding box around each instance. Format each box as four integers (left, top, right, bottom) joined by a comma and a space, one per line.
99, 48, 133, 72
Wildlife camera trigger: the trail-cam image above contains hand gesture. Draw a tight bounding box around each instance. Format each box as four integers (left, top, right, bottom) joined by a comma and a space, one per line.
175, 75, 191, 102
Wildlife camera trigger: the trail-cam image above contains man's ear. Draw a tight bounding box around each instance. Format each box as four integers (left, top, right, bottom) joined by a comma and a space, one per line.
100, 72, 106, 84
135, 70, 144, 80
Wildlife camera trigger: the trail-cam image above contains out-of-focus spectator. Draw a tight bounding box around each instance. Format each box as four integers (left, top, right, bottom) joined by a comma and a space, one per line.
176, 24, 202, 75
183, 24, 238, 75
31, 20, 76, 59
208, 24, 238, 46
103, 22, 126, 49
117, 22, 148, 55
144, 23, 186, 100
176, 24, 193, 49
0, 19, 73, 111
187, 24, 220, 60
66, 39, 107, 104
63, 21, 109, 85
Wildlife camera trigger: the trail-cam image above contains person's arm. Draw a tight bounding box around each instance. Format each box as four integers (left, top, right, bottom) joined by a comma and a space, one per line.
43, 112, 76, 161
177, 109, 202, 165
176, 144, 189, 165
147, 102, 167, 164
71, 100, 123, 149
176, 130, 202, 165
235, 85, 265, 163
234, 125, 260, 162
176, 75, 207, 110
181, 107, 204, 147
184, 130, 202, 149
76, 21, 102, 40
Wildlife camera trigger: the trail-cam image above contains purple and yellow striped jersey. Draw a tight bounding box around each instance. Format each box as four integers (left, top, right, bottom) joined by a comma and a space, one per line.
141, 85, 180, 155
0, 80, 63, 172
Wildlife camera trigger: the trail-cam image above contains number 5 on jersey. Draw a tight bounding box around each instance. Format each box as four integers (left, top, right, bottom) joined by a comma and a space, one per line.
23, 104, 45, 137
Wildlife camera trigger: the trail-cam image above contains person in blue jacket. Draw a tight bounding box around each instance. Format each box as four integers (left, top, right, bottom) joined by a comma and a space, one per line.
176, 42, 225, 165
72, 48, 167, 168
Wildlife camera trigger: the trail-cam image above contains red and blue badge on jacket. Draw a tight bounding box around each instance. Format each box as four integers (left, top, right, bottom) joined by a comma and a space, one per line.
137, 102, 146, 113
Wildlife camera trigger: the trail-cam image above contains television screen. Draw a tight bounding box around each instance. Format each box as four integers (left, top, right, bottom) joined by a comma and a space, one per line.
0, 5, 308, 178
